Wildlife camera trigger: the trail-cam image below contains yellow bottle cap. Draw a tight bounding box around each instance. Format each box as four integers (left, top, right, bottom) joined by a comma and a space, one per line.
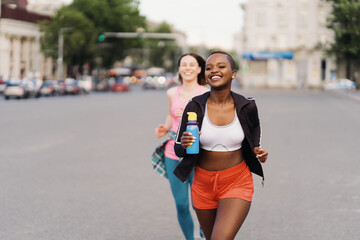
187, 112, 197, 121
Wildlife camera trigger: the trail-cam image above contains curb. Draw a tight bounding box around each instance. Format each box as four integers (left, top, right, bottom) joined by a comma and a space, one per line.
330, 90, 360, 102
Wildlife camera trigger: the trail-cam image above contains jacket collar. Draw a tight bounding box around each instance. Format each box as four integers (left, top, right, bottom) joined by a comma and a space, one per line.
192, 91, 250, 110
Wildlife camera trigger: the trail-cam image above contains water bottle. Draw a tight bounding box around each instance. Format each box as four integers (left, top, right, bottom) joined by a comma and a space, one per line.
186, 112, 199, 154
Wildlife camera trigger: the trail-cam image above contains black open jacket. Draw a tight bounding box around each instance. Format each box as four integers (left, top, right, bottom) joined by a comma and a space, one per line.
173, 91, 264, 183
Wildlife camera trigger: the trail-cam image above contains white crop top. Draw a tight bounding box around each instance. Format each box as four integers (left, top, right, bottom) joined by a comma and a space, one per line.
200, 104, 245, 152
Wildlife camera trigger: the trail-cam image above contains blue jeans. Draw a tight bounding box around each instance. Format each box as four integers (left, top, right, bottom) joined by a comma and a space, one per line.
164, 157, 194, 240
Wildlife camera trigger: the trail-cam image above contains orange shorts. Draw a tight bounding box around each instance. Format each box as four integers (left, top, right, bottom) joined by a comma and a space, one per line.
192, 161, 254, 209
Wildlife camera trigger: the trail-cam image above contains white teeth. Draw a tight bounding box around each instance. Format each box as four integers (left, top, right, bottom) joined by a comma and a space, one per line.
211, 76, 221, 80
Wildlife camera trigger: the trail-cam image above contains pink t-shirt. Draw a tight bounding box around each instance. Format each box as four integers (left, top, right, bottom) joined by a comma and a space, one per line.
164, 85, 205, 160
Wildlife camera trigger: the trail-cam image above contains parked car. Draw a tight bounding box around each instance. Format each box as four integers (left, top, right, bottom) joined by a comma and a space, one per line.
77, 75, 93, 94
323, 79, 356, 91
39, 80, 63, 96
64, 78, 80, 94
112, 79, 129, 92
0, 76, 7, 93
23, 79, 41, 98
142, 76, 158, 90
107, 77, 116, 90
95, 80, 109, 91
142, 67, 173, 90
131, 69, 146, 84
108, 68, 131, 89
142, 75, 168, 89
55, 79, 66, 95
4, 80, 24, 99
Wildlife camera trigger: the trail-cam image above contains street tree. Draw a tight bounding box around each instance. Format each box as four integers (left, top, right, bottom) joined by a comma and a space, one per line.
147, 22, 182, 72
39, 0, 146, 76
326, 0, 360, 85
39, 7, 96, 76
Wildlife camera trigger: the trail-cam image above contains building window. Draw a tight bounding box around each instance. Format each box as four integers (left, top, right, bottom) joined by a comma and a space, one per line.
277, 12, 287, 27
256, 10, 266, 27
298, 35, 307, 48
278, 35, 287, 49
321, 59, 326, 81
300, 0, 309, 6
257, 34, 267, 49
298, 11, 307, 27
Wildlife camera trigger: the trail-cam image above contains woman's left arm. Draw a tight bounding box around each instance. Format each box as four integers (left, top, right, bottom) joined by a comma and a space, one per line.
254, 147, 268, 163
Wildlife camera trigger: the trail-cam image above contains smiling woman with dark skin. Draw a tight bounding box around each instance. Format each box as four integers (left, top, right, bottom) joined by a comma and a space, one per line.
173, 51, 268, 240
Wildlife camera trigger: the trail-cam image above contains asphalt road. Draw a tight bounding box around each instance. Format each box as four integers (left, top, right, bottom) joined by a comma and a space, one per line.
0, 86, 359, 240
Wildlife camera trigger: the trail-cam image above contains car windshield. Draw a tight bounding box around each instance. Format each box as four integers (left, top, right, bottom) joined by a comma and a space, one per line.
6, 82, 21, 86
43, 81, 54, 86
67, 81, 77, 86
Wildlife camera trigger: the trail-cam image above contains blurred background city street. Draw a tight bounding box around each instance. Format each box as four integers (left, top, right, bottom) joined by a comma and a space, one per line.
1, 0, 360, 239
0, 86, 360, 239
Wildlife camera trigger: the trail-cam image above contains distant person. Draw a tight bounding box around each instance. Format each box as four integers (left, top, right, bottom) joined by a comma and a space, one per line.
153, 53, 208, 240
174, 51, 268, 239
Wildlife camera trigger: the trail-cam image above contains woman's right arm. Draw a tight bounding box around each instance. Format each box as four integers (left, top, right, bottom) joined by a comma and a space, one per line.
155, 87, 176, 138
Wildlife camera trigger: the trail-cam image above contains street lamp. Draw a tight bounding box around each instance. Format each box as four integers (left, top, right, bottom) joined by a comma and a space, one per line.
57, 27, 72, 79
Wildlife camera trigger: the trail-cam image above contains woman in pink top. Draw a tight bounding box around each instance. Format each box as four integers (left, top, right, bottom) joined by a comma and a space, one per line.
155, 53, 208, 240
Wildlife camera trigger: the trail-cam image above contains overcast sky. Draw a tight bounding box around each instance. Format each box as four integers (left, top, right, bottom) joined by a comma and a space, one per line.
139, 0, 247, 50
49, 0, 247, 50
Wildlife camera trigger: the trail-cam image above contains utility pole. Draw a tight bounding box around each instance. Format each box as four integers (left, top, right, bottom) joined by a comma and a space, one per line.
57, 27, 71, 79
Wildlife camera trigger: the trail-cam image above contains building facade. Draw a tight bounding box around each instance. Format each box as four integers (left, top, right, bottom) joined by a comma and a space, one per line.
0, 1, 65, 80
238, 0, 335, 88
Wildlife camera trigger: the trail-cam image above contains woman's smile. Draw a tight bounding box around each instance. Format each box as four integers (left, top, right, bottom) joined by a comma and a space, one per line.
210, 75, 222, 81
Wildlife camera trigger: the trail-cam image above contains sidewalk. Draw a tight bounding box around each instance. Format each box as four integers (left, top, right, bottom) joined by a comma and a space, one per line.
328, 89, 360, 102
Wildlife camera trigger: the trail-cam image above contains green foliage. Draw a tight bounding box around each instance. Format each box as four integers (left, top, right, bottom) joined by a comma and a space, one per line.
39, 0, 146, 72
146, 22, 182, 72
326, 0, 360, 59
39, 7, 96, 68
